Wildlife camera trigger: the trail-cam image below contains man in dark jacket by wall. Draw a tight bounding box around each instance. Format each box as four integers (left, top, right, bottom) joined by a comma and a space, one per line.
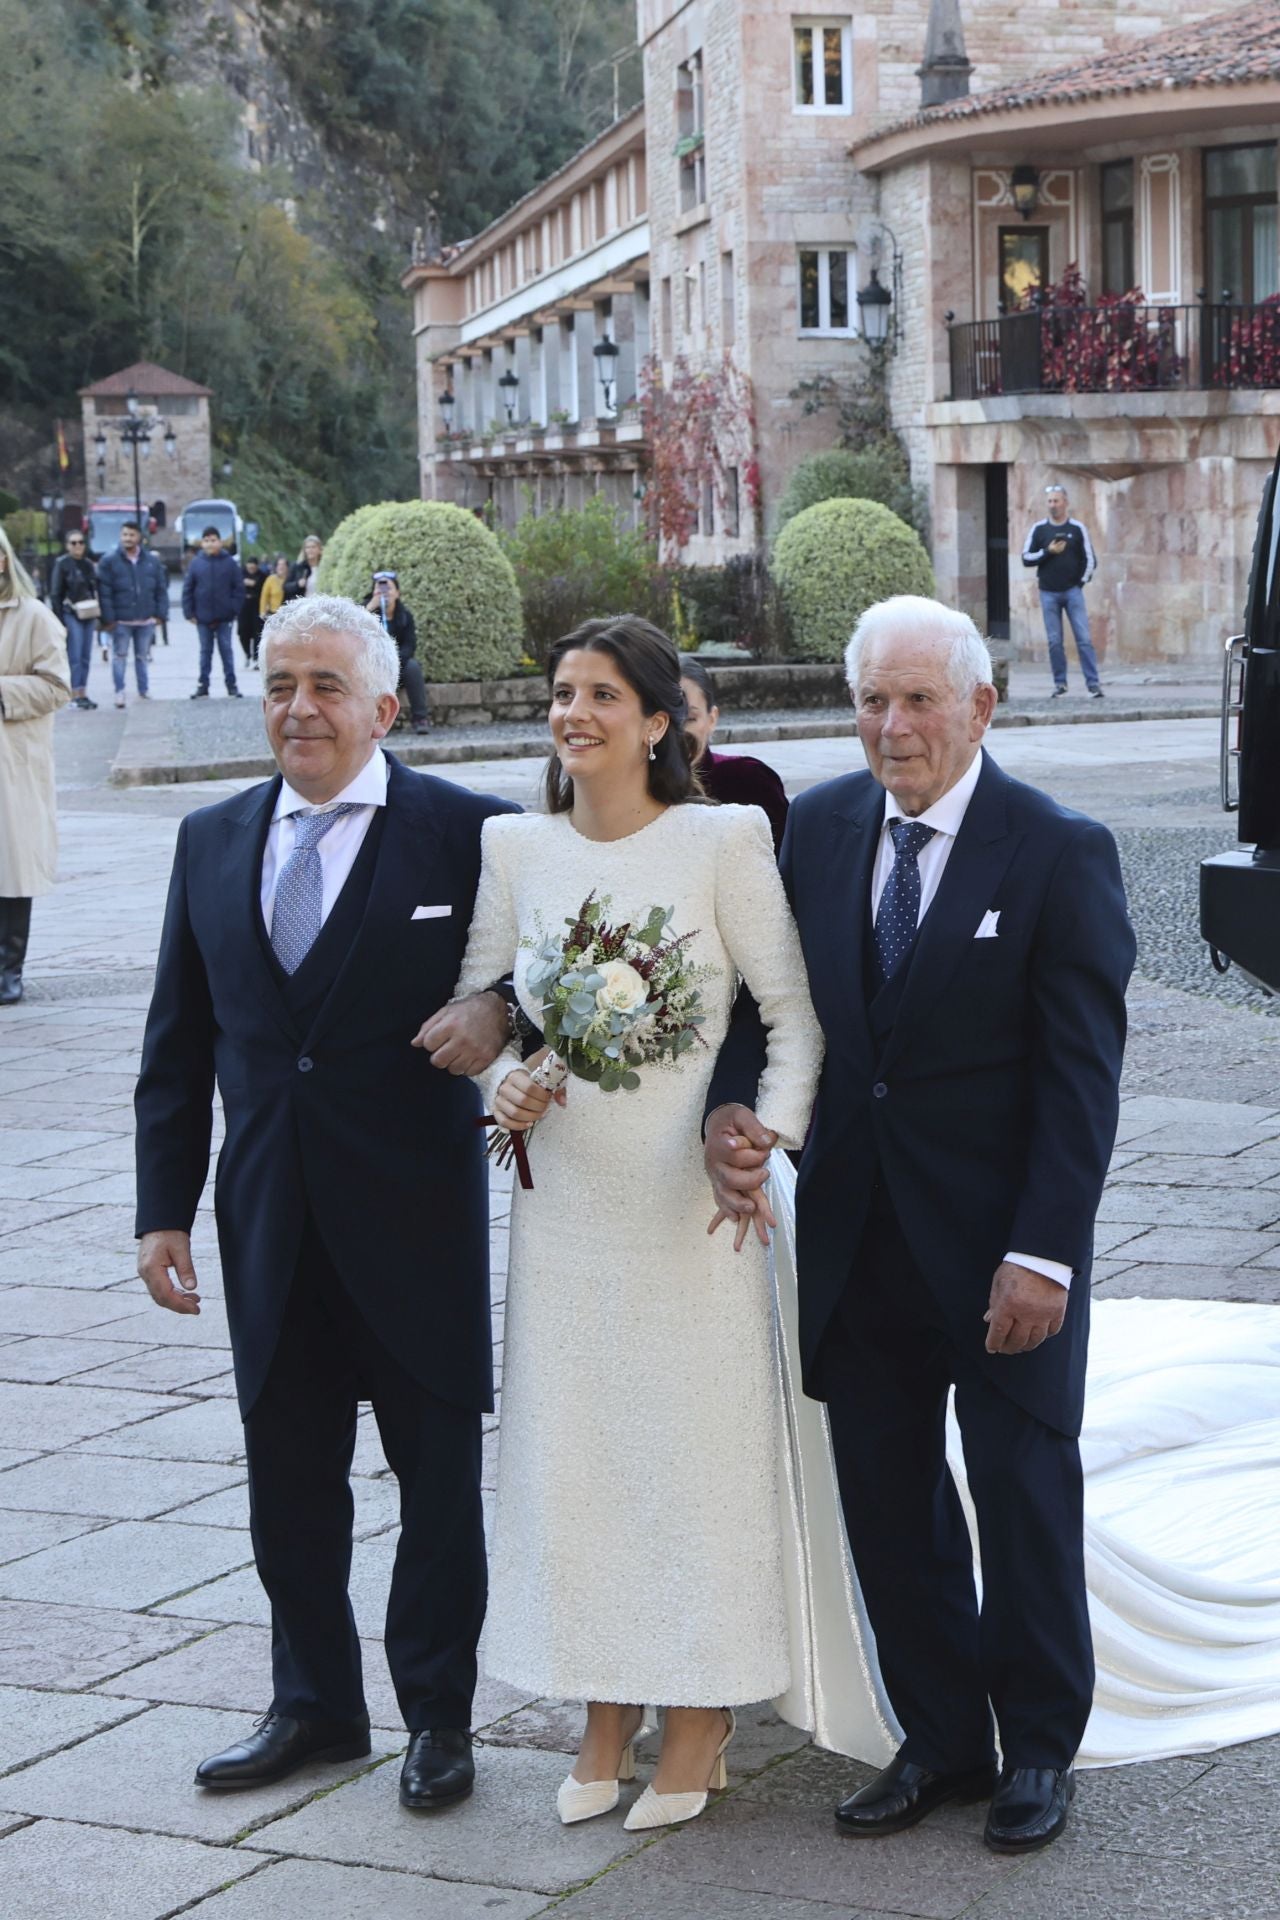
97, 521, 169, 710
1021, 486, 1103, 699
183, 527, 245, 700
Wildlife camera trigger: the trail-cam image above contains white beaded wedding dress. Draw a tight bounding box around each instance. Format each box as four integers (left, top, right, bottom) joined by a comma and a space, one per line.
767, 1151, 1280, 1769
453, 803, 822, 1706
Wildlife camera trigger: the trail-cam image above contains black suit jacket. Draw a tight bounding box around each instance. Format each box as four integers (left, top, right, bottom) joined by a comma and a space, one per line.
134, 753, 519, 1416
707, 750, 1135, 1437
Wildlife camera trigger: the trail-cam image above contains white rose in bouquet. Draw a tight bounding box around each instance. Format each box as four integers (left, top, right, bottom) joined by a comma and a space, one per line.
594, 959, 649, 1016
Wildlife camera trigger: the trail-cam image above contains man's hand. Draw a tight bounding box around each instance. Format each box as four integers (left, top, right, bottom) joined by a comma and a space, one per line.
704, 1103, 778, 1250
984, 1261, 1067, 1355
137, 1231, 201, 1315
1048, 538, 1067, 554
412, 991, 509, 1075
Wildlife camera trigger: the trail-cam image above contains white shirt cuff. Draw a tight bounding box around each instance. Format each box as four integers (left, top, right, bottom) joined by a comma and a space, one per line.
1005, 1251, 1073, 1291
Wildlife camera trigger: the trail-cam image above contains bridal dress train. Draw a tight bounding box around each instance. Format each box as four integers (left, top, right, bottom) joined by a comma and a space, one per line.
768, 1151, 1280, 1769
452, 804, 822, 1707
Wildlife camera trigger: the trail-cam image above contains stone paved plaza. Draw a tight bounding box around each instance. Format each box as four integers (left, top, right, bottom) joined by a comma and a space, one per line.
0, 632, 1277, 1918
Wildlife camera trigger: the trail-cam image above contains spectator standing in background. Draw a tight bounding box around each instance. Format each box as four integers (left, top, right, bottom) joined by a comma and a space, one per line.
49, 530, 99, 709
679, 655, 789, 854
260, 554, 288, 621
285, 533, 324, 601
97, 520, 167, 710
184, 527, 245, 700
0, 528, 71, 1004
367, 570, 429, 734
238, 557, 264, 669
1021, 486, 1103, 699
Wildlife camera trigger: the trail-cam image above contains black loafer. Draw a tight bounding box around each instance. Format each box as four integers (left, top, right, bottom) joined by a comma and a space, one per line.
194, 1710, 371, 1788
984, 1765, 1075, 1853
400, 1728, 475, 1809
835, 1750, 997, 1836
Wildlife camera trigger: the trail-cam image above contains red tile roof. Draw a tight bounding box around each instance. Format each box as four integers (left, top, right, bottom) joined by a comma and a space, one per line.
876, 0, 1280, 134
79, 360, 212, 398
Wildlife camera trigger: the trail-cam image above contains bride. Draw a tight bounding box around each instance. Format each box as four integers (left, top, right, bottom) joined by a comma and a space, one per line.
450, 615, 822, 1829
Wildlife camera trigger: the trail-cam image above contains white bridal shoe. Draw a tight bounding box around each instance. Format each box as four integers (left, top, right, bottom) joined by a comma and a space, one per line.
623, 1709, 736, 1831
556, 1710, 655, 1825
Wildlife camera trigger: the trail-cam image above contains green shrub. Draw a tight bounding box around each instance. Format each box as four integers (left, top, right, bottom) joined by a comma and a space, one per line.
317, 499, 523, 682
775, 443, 929, 541
772, 498, 935, 664
498, 493, 665, 665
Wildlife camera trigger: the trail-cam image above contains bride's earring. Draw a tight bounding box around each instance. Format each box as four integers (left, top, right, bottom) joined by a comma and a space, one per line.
647, 737, 656, 762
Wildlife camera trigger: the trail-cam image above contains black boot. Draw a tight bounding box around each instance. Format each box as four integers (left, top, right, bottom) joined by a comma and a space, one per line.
0, 898, 32, 1006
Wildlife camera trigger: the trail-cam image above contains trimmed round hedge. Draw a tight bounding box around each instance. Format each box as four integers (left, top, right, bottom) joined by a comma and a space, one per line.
316, 500, 524, 682
776, 446, 918, 533
772, 497, 935, 664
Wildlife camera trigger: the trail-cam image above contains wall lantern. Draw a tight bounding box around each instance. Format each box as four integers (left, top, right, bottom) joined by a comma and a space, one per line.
593, 334, 621, 414
163, 424, 177, 458
93, 426, 107, 457
498, 367, 520, 425
1010, 165, 1041, 219
438, 384, 456, 432
856, 269, 894, 348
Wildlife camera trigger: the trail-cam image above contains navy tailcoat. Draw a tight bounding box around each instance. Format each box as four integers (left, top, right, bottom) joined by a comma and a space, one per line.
135, 752, 518, 1417
707, 749, 1136, 1438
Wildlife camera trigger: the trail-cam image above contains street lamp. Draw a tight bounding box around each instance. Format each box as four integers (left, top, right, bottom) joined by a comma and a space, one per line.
593, 334, 620, 415
856, 269, 893, 348
163, 424, 177, 459
1010, 165, 1040, 220
497, 367, 520, 426
857, 220, 905, 353
438, 385, 456, 433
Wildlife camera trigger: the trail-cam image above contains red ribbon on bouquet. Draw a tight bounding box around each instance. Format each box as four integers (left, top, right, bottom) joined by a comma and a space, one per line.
477, 1115, 534, 1190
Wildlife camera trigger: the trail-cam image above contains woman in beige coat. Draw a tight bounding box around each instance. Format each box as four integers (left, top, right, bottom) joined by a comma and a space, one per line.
0, 528, 71, 1004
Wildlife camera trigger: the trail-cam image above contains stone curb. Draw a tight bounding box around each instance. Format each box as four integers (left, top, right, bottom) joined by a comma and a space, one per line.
108, 700, 1221, 787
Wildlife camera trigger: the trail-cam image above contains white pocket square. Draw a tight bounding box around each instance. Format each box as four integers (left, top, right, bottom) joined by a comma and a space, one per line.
411, 904, 452, 921
974, 909, 1001, 940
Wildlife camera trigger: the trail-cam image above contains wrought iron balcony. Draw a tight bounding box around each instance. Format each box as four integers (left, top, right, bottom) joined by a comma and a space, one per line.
947, 299, 1280, 401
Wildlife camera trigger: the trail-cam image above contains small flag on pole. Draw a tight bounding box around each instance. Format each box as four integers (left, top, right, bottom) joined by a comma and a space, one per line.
56, 421, 70, 472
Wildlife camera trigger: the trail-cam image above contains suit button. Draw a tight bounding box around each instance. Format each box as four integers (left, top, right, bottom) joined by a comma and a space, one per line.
872, 1081, 888, 1099
297, 1056, 314, 1073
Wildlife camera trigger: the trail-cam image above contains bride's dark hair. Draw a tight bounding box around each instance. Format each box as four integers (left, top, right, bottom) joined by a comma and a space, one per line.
543, 615, 703, 814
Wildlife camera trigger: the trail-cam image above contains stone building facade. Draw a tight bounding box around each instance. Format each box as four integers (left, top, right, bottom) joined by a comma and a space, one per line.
408, 0, 1260, 662
79, 361, 213, 557
857, 0, 1280, 667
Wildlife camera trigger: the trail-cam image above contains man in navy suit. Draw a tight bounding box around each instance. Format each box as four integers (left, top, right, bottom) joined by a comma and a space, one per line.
134, 595, 518, 1809
705, 596, 1135, 1855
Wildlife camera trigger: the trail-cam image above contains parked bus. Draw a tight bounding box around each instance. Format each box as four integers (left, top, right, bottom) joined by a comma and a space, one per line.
177, 497, 242, 564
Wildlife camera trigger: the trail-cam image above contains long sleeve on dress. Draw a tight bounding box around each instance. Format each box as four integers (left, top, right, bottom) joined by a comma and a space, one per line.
0, 604, 71, 720
713, 806, 823, 1149
452, 813, 525, 1112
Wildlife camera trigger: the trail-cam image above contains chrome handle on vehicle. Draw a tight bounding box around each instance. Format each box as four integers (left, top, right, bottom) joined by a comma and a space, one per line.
1220, 634, 1247, 814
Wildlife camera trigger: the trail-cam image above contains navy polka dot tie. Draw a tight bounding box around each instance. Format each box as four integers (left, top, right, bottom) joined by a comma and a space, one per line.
874, 819, 937, 984
269, 804, 358, 975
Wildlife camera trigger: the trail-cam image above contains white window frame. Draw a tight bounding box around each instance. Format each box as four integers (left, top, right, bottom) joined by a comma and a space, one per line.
797, 245, 857, 336
792, 17, 853, 114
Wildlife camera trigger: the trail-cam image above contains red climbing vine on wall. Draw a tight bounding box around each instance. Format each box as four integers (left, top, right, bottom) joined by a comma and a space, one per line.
638, 353, 760, 552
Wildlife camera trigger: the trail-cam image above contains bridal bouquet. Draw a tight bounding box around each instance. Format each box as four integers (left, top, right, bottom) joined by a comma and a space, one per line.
482, 892, 710, 1187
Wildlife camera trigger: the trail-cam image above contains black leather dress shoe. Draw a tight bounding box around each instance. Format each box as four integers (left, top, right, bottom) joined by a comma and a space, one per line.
400, 1729, 475, 1809
835, 1750, 998, 1836
984, 1766, 1076, 1853
194, 1711, 371, 1788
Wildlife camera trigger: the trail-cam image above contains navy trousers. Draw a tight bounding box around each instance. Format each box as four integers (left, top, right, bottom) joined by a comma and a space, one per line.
818, 1187, 1094, 1773
243, 1219, 486, 1731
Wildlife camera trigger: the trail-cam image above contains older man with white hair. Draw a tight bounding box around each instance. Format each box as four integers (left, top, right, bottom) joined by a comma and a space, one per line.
134, 595, 519, 1813
706, 594, 1135, 1856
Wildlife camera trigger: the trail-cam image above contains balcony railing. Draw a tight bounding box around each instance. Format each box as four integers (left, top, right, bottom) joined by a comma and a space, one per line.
947, 300, 1280, 401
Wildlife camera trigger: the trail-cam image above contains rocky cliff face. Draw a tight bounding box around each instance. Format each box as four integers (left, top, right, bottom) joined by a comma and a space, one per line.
166, 0, 424, 253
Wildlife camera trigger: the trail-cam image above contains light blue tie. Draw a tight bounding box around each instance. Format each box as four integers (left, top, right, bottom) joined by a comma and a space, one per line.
269, 804, 358, 975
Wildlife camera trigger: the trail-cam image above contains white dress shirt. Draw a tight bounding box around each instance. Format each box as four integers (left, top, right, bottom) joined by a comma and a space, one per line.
870, 749, 1073, 1291
260, 747, 388, 936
